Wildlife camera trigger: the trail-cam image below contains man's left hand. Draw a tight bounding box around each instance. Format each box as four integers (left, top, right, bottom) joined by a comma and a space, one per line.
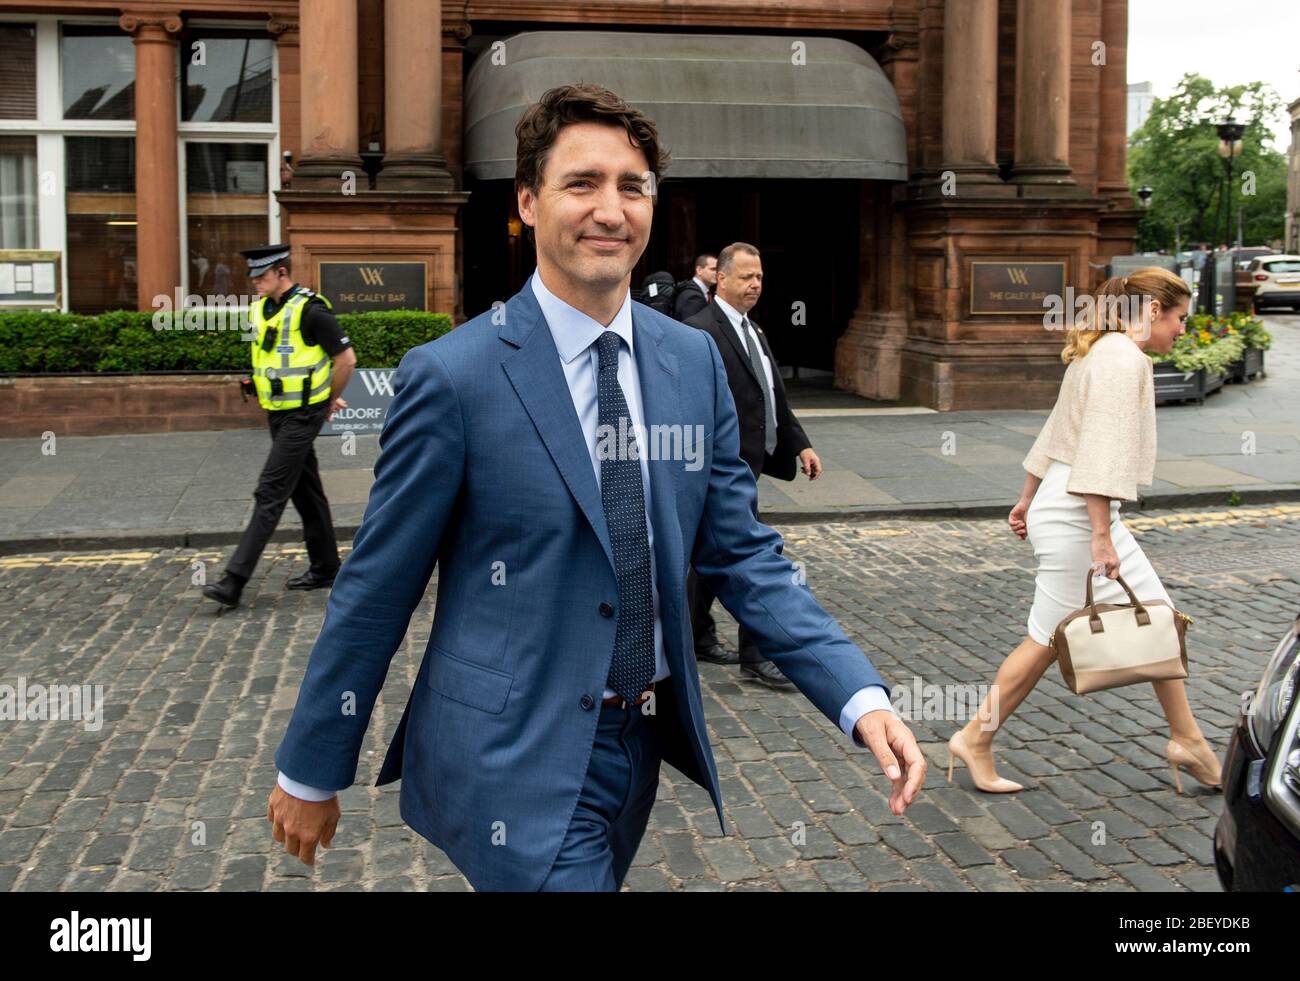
326, 396, 348, 423
799, 448, 822, 481
854, 710, 926, 815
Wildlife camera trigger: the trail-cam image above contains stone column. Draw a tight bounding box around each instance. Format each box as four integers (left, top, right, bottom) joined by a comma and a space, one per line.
120, 10, 182, 310
941, 0, 1000, 185
292, 0, 363, 188
1096, 0, 1129, 198
378, 0, 453, 189
1010, 0, 1075, 188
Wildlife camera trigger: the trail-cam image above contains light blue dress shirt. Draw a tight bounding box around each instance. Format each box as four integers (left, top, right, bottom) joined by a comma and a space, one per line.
277, 268, 891, 802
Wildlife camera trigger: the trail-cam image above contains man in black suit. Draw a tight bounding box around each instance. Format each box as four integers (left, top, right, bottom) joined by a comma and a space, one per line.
684, 242, 822, 689
672, 253, 716, 322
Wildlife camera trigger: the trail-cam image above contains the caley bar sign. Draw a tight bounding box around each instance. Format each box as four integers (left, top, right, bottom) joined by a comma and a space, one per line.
318, 261, 427, 312
970, 261, 1066, 315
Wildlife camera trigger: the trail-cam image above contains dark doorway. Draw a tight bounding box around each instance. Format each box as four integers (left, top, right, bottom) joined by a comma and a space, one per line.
460, 177, 861, 371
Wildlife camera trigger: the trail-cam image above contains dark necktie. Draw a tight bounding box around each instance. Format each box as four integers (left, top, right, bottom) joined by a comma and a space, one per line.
595, 330, 655, 702
741, 316, 779, 455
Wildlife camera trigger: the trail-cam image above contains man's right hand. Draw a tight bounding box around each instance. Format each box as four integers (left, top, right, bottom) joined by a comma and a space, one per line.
268, 784, 340, 866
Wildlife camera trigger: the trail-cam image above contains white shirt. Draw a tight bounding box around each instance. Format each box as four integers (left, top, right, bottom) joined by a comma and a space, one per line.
277, 271, 891, 801
713, 294, 777, 409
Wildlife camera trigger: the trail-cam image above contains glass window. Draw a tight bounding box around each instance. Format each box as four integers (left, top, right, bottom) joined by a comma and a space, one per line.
186, 143, 268, 297
62, 26, 135, 120
181, 33, 274, 123
0, 24, 36, 119
1262, 260, 1300, 273
0, 135, 37, 248
66, 137, 136, 313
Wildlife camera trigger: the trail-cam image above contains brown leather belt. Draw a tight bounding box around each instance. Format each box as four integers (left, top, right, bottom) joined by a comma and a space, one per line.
602, 680, 656, 709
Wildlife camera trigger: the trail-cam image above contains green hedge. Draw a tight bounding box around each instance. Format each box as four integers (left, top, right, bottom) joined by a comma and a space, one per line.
0, 309, 453, 374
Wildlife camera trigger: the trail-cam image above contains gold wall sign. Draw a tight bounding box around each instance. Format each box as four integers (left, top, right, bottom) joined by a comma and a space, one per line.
970, 261, 1066, 315
317, 261, 428, 312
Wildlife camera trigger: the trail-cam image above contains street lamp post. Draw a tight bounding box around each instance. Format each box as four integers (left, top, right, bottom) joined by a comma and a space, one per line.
1217, 117, 1246, 252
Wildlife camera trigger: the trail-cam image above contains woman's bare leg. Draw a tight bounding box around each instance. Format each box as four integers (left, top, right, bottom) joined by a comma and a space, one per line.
962, 636, 1057, 749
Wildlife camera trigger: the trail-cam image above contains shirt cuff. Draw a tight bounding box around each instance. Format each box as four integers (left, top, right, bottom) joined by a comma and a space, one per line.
839, 685, 895, 747
277, 771, 337, 802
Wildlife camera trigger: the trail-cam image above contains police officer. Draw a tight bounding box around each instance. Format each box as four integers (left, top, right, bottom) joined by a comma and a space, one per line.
203, 245, 358, 608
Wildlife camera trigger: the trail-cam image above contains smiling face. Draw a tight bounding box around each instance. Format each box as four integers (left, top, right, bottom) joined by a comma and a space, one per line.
1136, 295, 1190, 354
516, 121, 654, 301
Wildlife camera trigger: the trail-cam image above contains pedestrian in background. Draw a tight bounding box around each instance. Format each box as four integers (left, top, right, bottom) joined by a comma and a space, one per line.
684, 242, 823, 689
672, 253, 716, 321
203, 245, 357, 608
950, 267, 1222, 795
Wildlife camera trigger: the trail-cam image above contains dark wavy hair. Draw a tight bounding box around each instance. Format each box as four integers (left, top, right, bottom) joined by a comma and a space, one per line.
514, 84, 671, 196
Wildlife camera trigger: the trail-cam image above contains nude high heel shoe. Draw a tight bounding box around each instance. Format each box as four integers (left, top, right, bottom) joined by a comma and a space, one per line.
1165, 738, 1223, 794
947, 729, 1025, 793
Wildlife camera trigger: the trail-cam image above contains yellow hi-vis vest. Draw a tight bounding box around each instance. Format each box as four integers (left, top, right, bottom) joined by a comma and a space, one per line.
250, 288, 333, 411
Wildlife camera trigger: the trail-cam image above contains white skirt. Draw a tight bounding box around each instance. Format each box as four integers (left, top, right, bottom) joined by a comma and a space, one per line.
1025, 460, 1172, 646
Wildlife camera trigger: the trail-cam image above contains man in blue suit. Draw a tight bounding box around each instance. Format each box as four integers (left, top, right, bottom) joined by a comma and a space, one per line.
268, 83, 925, 891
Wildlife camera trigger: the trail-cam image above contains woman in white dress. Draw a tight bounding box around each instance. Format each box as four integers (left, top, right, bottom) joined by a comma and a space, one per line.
949, 267, 1223, 794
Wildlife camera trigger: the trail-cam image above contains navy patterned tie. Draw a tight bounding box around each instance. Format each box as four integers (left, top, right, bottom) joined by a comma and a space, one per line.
595, 330, 655, 703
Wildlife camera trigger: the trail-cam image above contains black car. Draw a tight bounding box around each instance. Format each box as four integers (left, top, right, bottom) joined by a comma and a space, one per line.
1215, 611, 1300, 890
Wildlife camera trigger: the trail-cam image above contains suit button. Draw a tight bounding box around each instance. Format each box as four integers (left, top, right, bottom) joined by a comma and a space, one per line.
579, 694, 595, 711
599, 602, 614, 618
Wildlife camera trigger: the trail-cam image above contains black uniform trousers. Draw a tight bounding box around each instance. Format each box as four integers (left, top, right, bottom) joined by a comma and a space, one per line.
227, 402, 340, 581
686, 491, 767, 666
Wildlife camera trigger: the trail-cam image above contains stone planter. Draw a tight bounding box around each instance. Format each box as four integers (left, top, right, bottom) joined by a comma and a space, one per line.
1153, 363, 1212, 405
1227, 346, 1266, 383
0, 373, 265, 437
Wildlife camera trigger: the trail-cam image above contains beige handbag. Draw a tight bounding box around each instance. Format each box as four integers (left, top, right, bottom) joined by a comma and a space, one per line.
1050, 570, 1192, 694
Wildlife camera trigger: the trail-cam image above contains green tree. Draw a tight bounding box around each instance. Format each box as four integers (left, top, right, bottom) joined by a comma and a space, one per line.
1128, 74, 1287, 252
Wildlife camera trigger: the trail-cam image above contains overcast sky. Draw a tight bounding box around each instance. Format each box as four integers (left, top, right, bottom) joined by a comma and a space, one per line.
1128, 0, 1299, 150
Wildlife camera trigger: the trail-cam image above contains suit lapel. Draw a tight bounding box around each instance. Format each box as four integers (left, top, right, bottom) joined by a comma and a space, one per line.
713, 301, 763, 387
500, 287, 615, 578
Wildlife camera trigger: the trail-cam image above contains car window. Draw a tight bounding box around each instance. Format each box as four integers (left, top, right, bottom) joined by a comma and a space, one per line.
1262, 260, 1300, 273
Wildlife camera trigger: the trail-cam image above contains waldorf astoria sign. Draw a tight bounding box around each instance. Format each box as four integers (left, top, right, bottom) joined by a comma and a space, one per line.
970, 260, 1066, 315
317, 260, 428, 312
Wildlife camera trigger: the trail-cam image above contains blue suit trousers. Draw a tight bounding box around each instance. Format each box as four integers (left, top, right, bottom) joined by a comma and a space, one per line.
538, 699, 663, 891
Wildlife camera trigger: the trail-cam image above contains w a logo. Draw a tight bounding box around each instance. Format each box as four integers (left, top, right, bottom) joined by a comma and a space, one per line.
359, 267, 385, 286
1006, 267, 1030, 286
359, 370, 396, 397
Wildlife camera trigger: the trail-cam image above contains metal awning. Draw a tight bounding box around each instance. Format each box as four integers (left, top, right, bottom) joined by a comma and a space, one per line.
465, 31, 908, 181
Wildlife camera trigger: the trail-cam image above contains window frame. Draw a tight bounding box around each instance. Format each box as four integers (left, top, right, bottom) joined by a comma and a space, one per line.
0, 13, 279, 311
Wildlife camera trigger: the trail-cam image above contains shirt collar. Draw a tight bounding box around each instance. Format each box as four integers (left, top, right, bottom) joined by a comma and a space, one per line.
714, 294, 747, 330
693, 276, 710, 295
530, 267, 634, 365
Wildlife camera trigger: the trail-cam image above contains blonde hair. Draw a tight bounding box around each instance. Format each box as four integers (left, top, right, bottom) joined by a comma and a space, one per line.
1061, 266, 1191, 363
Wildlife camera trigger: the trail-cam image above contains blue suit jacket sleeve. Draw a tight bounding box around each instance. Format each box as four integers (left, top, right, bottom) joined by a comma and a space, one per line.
691, 334, 888, 725
274, 343, 466, 791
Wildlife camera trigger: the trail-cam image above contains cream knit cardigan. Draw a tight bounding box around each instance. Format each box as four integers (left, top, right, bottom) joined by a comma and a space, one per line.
1022, 331, 1157, 502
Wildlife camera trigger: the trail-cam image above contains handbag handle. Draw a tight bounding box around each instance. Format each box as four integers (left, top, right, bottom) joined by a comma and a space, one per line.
1084, 568, 1151, 633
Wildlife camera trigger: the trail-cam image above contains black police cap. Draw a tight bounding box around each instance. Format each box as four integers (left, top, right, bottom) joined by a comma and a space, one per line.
240, 244, 291, 276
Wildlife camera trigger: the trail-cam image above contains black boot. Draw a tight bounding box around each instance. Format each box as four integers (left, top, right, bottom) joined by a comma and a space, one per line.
203, 572, 245, 608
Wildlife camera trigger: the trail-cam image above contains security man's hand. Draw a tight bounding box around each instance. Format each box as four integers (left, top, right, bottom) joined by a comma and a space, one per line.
799, 447, 822, 480
326, 396, 347, 423
268, 784, 340, 866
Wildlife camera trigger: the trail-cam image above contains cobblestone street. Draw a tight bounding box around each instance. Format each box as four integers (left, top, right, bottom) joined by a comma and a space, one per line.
1, 505, 1297, 891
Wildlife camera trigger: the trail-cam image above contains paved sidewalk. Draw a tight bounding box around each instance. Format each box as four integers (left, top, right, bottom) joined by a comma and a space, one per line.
2, 504, 1295, 891
0, 315, 1296, 553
